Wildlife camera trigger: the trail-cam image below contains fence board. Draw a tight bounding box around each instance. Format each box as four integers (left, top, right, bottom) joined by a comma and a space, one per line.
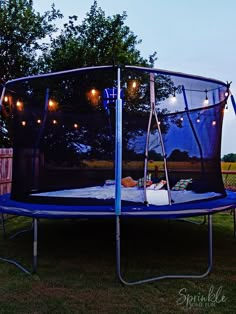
0, 148, 13, 195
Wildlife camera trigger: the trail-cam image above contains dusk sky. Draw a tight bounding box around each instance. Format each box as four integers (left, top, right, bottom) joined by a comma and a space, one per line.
34, 0, 236, 155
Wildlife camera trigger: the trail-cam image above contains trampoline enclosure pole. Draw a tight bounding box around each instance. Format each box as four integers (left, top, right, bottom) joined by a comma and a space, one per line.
115, 66, 122, 216
231, 94, 236, 115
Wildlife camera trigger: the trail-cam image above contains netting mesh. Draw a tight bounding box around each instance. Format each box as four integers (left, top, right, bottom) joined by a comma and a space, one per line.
1, 66, 229, 203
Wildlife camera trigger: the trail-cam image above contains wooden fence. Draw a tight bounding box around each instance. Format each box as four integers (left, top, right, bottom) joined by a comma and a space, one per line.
0, 148, 13, 195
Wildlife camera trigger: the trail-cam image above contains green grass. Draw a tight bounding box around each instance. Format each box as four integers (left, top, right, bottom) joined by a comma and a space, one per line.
0, 213, 235, 313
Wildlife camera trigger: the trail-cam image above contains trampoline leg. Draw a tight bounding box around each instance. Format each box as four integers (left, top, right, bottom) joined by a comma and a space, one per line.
0, 217, 35, 275
1, 213, 6, 238
116, 216, 122, 282
32, 218, 38, 273
208, 214, 213, 271
116, 214, 213, 286
233, 208, 236, 239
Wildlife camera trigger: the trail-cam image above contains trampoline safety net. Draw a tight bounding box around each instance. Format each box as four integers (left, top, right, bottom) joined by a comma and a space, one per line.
0, 66, 229, 205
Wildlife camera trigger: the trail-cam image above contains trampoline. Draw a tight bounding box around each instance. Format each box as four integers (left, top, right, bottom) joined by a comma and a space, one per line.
0, 65, 236, 285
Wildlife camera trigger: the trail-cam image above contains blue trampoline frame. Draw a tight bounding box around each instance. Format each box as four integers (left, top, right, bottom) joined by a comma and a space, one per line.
0, 65, 236, 284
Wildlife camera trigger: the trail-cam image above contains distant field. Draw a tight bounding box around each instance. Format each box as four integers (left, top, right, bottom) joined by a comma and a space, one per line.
82, 160, 236, 171
221, 162, 236, 171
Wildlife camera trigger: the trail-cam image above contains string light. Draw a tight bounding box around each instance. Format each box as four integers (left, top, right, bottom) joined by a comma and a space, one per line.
37, 119, 41, 124
196, 113, 200, 123
4, 96, 8, 102
21, 120, 26, 126
212, 120, 216, 126
52, 119, 57, 125
132, 80, 137, 88
225, 81, 231, 98
48, 99, 57, 111
16, 100, 23, 111
74, 123, 79, 128
87, 88, 100, 105
91, 89, 96, 96
180, 115, 184, 121
172, 87, 177, 99
204, 90, 209, 105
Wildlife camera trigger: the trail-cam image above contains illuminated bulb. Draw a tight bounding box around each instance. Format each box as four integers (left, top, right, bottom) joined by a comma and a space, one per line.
196, 113, 200, 123
91, 89, 96, 96
48, 100, 55, 109
4, 96, 8, 102
74, 123, 78, 128
21, 121, 26, 126
171, 94, 177, 103
225, 91, 229, 97
212, 120, 216, 126
16, 100, 23, 111
180, 116, 184, 121
37, 119, 41, 124
52, 119, 57, 125
158, 121, 161, 125
204, 90, 209, 105
16, 101, 21, 107
132, 81, 137, 88
204, 97, 209, 105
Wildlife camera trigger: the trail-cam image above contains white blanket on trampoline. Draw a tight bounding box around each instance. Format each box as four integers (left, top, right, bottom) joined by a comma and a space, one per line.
34, 185, 221, 206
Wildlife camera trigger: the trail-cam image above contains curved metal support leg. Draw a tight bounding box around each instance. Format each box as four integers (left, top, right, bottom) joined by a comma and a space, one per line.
177, 215, 207, 225
0, 256, 31, 274
9, 220, 33, 240
116, 215, 213, 286
0, 218, 38, 274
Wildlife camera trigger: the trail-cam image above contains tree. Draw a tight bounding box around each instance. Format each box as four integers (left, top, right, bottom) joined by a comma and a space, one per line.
222, 153, 236, 162
168, 149, 191, 161
0, 0, 63, 81
0, 0, 62, 147
40, 0, 157, 72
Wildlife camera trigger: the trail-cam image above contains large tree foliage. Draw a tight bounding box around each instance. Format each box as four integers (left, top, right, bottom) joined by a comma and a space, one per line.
0, 0, 62, 81
41, 1, 157, 72
0, 0, 62, 147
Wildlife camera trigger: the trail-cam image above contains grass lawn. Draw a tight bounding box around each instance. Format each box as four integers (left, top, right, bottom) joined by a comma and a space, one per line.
0, 212, 235, 313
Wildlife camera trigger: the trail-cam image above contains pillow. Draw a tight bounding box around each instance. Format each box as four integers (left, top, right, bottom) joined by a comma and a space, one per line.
171, 178, 192, 191
121, 176, 138, 188
148, 180, 167, 190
